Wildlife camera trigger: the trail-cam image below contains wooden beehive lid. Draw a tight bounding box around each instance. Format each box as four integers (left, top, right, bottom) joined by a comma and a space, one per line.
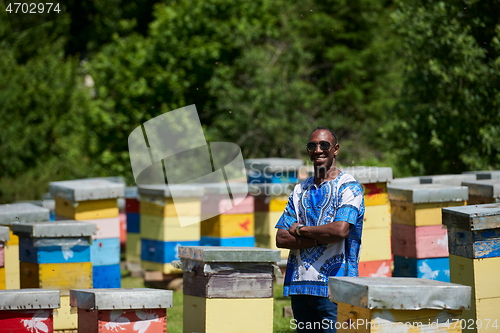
12, 220, 96, 238
389, 177, 421, 186
49, 179, 124, 202
329, 277, 471, 310
178, 246, 280, 263
463, 170, 500, 180
387, 184, 468, 203
0, 226, 10, 242
0, 289, 60, 309
419, 173, 477, 186
461, 179, 500, 198
443, 203, 500, 231
0, 203, 50, 224
138, 184, 204, 198
70, 288, 173, 310
344, 166, 393, 184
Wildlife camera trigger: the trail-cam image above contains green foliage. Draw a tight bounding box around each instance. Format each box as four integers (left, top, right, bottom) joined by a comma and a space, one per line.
208, 0, 402, 166
0, 8, 97, 203
386, 0, 500, 175
87, 0, 402, 180
85, 0, 283, 181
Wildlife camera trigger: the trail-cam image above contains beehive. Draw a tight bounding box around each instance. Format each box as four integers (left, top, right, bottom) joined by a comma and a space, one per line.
200, 183, 255, 246
139, 184, 203, 273
13, 220, 96, 331
70, 288, 173, 333
0, 289, 59, 333
346, 167, 393, 276
461, 179, 500, 205
389, 184, 468, 282
443, 203, 500, 332
0, 203, 50, 289
50, 179, 124, 289
462, 170, 500, 180
0, 226, 9, 289
125, 187, 141, 264
329, 277, 471, 332
180, 246, 279, 333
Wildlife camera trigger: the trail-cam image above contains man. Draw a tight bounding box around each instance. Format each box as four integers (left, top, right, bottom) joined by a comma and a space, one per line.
275, 127, 365, 333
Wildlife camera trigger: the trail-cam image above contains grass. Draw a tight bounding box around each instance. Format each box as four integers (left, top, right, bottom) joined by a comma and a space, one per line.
122, 270, 294, 333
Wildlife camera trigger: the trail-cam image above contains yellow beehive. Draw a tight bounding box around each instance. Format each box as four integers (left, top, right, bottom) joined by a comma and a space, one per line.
140, 214, 200, 241
140, 198, 201, 217
20, 262, 92, 294
359, 227, 392, 262
362, 182, 390, 207
183, 295, 273, 333
450, 254, 500, 332
55, 197, 118, 220
391, 201, 465, 226
336, 303, 462, 332
201, 213, 254, 238
125, 232, 141, 263
4, 243, 20, 289
363, 204, 391, 229
358, 205, 392, 263
8, 229, 18, 245
53, 295, 77, 331
269, 196, 288, 212
330, 277, 470, 333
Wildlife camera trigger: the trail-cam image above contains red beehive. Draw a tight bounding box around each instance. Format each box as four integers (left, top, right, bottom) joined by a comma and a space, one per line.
70, 288, 173, 333
0, 289, 59, 333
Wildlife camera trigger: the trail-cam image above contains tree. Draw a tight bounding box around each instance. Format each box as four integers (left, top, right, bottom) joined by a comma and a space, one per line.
87, 0, 402, 177
208, 0, 402, 164
0, 7, 95, 203
386, 0, 500, 175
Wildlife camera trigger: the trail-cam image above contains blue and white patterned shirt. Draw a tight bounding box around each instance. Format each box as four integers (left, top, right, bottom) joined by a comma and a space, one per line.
275, 172, 365, 297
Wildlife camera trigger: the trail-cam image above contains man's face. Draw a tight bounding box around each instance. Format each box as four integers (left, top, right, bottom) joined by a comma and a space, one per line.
307, 129, 339, 169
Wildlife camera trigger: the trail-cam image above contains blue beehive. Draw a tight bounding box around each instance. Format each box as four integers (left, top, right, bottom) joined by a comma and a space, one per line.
91, 238, 120, 266
19, 237, 91, 264
393, 256, 450, 282
141, 239, 199, 264
92, 264, 121, 288
13, 221, 95, 265
126, 212, 140, 233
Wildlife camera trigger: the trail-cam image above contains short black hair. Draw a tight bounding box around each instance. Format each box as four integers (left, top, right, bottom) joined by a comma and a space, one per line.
309, 126, 338, 144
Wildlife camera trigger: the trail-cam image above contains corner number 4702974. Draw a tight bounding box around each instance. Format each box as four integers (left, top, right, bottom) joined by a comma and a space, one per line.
6, 3, 61, 14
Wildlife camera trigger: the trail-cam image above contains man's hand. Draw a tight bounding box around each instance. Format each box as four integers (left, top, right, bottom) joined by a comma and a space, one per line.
289, 222, 302, 236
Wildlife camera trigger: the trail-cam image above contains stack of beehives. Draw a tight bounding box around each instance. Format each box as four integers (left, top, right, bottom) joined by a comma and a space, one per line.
0, 203, 50, 289
200, 183, 255, 247
389, 182, 468, 282
50, 179, 124, 288
139, 184, 203, 274
349, 166, 393, 277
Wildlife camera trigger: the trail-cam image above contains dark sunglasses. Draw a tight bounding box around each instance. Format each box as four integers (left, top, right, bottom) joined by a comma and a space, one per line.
306, 141, 333, 152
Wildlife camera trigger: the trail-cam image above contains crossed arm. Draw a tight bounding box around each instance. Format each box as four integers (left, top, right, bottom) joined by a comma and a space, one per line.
276, 221, 350, 250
